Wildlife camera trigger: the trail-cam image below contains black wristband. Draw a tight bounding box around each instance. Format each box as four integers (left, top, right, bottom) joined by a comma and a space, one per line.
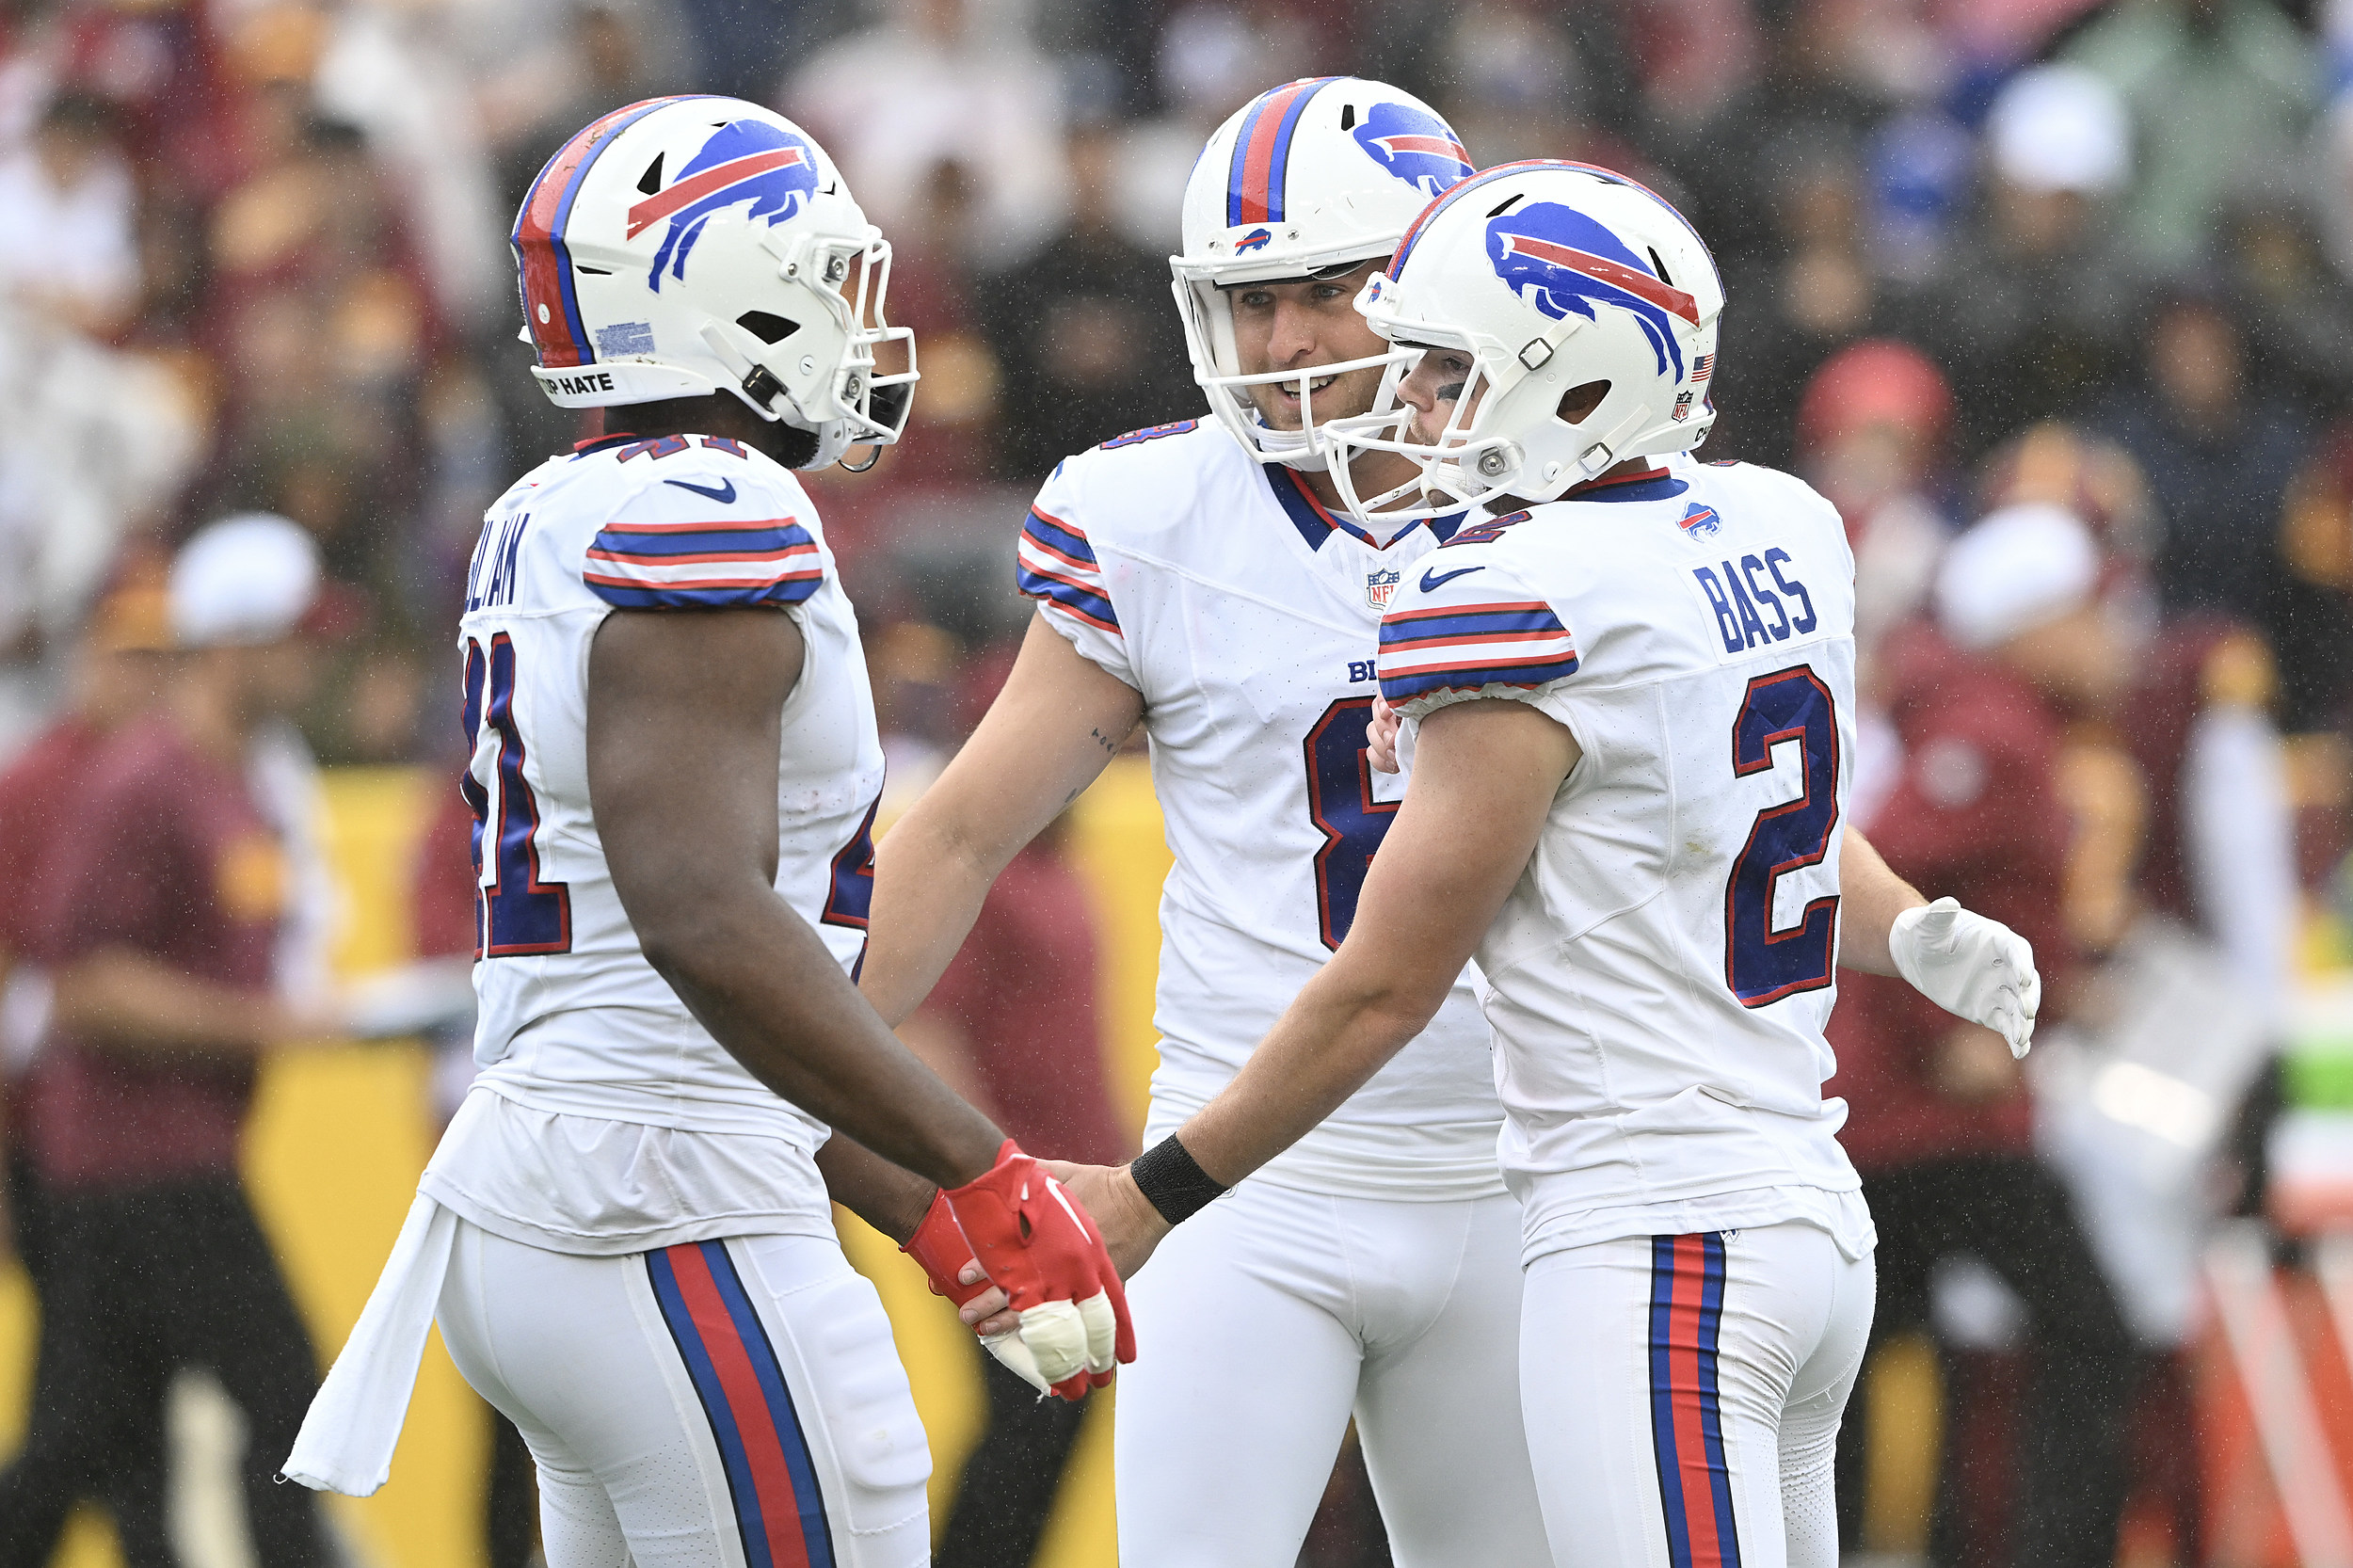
1129, 1134, 1229, 1225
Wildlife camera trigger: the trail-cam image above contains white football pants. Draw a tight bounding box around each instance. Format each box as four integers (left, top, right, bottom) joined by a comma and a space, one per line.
1115, 1179, 1550, 1567
1520, 1222, 1875, 1568
436, 1219, 931, 1568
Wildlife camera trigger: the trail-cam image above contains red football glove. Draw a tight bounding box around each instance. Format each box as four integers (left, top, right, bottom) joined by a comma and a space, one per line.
942, 1140, 1136, 1400
901, 1191, 990, 1306
904, 1189, 1064, 1397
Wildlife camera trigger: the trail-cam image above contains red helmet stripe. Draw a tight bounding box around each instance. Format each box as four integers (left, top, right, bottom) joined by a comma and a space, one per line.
625, 147, 808, 238
512, 96, 694, 368
1226, 77, 1334, 227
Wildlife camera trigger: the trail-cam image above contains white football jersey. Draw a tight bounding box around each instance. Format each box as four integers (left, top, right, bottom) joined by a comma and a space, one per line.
1020, 419, 1503, 1200
1376, 455, 1873, 1261
420, 430, 883, 1252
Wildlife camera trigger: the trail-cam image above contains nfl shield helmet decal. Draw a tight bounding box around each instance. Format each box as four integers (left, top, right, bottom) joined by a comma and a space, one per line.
1367, 567, 1401, 609
630, 120, 824, 289
1485, 202, 1699, 383
1351, 103, 1473, 198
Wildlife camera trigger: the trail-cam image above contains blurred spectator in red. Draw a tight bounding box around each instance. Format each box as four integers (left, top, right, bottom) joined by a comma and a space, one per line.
0, 565, 174, 1564
2064, 0, 2324, 270
0, 514, 343, 1568
0, 89, 139, 335
2096, 288, 2311, 627
897, 805, 1128, 1568
1794, 339, 1953, 688
1910, 64, 2146, 459
1830, 503, 2135, 1568
975, 109, 1195, 483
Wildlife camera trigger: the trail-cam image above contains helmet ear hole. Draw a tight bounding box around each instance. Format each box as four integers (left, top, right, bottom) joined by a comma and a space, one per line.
1558, 379, 1611, 424
736, 311, 801, 344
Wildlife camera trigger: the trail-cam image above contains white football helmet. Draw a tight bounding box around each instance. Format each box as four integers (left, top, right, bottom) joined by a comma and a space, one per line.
512, 96, 916, 469
1322, 160, 1725, 520
1172, 77, 1473, 468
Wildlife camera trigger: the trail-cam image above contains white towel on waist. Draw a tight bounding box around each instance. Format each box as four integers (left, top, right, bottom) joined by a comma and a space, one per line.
280, 1192, 459, 1496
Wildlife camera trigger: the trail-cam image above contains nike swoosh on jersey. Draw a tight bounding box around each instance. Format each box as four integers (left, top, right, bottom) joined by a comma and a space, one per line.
663, 477, 737, 504
1419, 565, 1484, 592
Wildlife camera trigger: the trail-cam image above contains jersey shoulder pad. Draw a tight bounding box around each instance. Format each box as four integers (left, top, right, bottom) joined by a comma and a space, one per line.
578, 436, 822, 611
1376, 542, 1578, 708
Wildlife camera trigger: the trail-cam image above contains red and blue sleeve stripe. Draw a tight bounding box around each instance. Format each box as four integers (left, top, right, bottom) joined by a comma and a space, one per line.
1016, 506, 1120, 636
584, 518, 822, 608
511, 96, 698, 368
1225, 77, 1337, 227
1649, 1233, 1743, 1568
1376, 600, 1578, 702
648, 1240, 835, 1568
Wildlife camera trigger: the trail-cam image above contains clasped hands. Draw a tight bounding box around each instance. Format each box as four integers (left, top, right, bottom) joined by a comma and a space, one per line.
905, 1153, 1170, 1399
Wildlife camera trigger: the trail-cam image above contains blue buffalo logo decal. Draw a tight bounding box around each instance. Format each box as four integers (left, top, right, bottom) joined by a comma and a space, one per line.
629, 120, 823, 288
1485, 202, 1698, 383
1352, 103, 1472, 197
1236, 227, 1273, 254
1678, 503, 1721, 539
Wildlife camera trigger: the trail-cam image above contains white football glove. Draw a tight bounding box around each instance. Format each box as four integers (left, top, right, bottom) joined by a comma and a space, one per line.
1886, 897, 2040, 1058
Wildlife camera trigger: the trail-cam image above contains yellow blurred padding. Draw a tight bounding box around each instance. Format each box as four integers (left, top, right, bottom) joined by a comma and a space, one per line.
2, 758, 1169, 1568
1860, 1331, 1944, 1556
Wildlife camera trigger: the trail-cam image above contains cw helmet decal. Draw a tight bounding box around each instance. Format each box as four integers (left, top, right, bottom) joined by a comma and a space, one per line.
1318, 160, 1727, 522
509, 97, 917, 471
1173, 78, 1476, 470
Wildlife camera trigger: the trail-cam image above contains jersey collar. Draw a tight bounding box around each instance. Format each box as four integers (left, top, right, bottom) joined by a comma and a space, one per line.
571, 430, 641, 457
1561, 460, 1687, 504
1265, 466, 1465, 552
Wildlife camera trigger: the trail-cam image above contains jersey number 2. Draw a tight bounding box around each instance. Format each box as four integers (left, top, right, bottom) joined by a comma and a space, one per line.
1305, 696, 1396, 951
462, 633, 572, 956
1725, 665, 1839, 1006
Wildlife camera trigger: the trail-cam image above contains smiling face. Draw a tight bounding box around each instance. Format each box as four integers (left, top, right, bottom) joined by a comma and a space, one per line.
1223, 260, 1392, 430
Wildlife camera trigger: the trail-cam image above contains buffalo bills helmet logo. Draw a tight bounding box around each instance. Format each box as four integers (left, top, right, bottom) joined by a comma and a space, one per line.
1352, 103, 1472, 198
628, 120, 823, 289
1485, 201, 1698, 383
1236, 227, 1273, 254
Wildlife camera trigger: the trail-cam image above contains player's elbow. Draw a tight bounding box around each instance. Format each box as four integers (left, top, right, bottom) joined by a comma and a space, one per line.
620, 872, 765, 987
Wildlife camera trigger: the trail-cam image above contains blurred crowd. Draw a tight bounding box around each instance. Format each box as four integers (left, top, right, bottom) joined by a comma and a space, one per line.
8, 0, 2353, 1563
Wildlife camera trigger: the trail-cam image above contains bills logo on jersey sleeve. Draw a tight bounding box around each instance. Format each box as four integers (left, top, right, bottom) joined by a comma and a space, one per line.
1352, 102, 1473, 197
1487, 203, 1698, 382
629, 120, 823, 288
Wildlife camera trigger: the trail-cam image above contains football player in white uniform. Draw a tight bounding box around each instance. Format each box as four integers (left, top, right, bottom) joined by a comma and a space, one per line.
1054, 163, 2041, 1568
862, 78, 1552, 1567
281, 98, 1130, 1568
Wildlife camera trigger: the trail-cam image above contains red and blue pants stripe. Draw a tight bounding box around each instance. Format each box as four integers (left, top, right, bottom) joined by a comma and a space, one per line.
1650, 1231, 1743, 1567
647, 1240, 836, 1568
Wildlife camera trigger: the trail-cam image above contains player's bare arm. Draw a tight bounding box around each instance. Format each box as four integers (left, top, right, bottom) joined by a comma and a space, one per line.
589, 603, 1005, 1189
1063, 697, 1576, 1272
859, 610, 1143, 1027
53, 950, 326, 1055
